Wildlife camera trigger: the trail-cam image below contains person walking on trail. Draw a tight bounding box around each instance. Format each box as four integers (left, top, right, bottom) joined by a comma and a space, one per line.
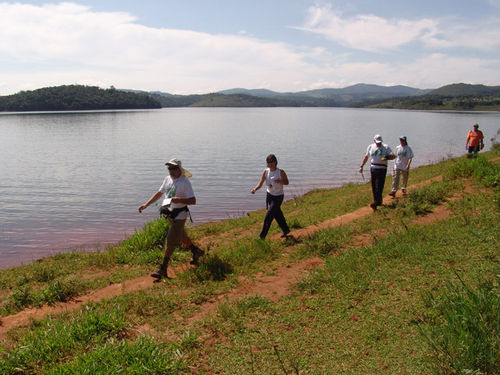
466, 123, 484, 157
251, 154, 291, 239
389, 136, 414, 197
359, 134, 395, 211
138, 158, 204, 280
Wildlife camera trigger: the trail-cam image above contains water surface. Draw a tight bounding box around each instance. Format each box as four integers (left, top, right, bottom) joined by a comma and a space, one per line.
1, 107, 498, 268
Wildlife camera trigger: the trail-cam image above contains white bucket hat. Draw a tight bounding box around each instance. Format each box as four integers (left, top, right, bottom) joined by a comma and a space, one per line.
165, 158, 192, 178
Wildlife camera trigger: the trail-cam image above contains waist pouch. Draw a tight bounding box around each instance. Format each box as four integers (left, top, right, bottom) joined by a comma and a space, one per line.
160, 205, 189, 220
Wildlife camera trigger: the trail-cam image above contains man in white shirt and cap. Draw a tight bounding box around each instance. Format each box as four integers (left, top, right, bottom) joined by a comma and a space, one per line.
139, 158, 204, 279
359, 134, 395, 211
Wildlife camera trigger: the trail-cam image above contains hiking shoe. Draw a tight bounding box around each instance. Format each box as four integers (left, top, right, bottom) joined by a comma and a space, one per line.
190, 246, 204, 266
280, 230, 291, 238
388, 191, 396, 197
151, 268, 167, 279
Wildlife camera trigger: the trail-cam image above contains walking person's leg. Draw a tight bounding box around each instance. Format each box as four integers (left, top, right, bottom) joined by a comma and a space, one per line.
390, 168, 400, 196
259, 193, 275, 239
152, 219, 186, 279
401, 170, 409, 194
473, 146, 480, 157
271, 194, 290, 237
373, 168, 387, 207
180, 235, 204, 265
370, 168, 378, 209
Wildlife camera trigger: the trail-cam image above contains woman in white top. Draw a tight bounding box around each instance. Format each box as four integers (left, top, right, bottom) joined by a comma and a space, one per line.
251, 154, 291, 239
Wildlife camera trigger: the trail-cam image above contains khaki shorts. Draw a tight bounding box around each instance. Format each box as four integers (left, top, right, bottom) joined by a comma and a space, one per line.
166, 219, 187, 247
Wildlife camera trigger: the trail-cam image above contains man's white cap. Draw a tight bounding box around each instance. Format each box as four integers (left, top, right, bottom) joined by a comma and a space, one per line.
373, 134, 383, 143
165, 158, 192, 178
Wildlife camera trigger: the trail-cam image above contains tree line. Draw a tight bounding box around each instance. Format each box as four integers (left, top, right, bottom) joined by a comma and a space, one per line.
0, 85, 161, 112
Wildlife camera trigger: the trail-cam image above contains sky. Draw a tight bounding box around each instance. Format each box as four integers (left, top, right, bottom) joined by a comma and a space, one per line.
1, 0, 500, 95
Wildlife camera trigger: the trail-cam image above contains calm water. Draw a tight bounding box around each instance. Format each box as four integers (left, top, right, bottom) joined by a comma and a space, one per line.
1, 107, 499, 268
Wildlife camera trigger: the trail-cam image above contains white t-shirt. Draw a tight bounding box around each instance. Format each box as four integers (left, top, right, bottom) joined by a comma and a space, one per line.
158, 175, 194, 220
266, 168, 284, 196
394, 145, 414, 170
365, 143, 393, 169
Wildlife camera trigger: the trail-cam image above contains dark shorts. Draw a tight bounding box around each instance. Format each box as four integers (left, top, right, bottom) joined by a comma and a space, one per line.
468, 146, 480, 154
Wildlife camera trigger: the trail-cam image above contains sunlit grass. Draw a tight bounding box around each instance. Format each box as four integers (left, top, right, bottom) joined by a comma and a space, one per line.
0, 152, 498, 374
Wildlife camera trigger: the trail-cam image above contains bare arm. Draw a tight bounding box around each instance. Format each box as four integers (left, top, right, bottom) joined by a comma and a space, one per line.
406, 158, 413, 170
138, 191, 163, 213
251, 170, 267, 194
276, 169, 289, 185
359, 155, 368, 173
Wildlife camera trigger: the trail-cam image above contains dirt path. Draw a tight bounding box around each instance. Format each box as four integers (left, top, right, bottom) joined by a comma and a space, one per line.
0, 174, 451, 339
178, 187, 465, 329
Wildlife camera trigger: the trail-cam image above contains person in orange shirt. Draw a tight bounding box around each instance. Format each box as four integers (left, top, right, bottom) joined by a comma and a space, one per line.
466, 123, 484, 157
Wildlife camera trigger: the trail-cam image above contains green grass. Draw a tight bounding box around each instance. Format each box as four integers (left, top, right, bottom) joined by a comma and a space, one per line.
420, 274, 499, 375
0, 151, 499, 374
195, 191, 498, 374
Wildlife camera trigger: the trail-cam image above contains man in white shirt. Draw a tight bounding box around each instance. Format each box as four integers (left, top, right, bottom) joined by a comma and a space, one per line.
359, 134, 395, 211
139, 158, 203, 279
389, 136, 414, 197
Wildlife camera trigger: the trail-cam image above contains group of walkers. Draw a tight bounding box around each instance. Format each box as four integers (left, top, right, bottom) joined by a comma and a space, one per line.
138, 154, 290, 279
138, 123, 484, 280
359, 134, 414, 211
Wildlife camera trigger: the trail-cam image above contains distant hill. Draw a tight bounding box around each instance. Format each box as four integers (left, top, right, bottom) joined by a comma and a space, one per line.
150, 91, 339, 107
0, 85, 161, 112
218, 88, 283, 98
369, 83, 500, 110
121, 83, 500, 110
5, 83, 498, 111
429, 83, 500, 96
216, 84, 431, 106
297, 83, 429, 98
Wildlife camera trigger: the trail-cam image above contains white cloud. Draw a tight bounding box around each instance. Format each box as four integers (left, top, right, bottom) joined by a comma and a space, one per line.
0, 2, 498, 95
489, 0, 500, 8
422, 19, 500, 51
297, 5, 438, 52
0, 2, 313, 94
297, 5, 500, 53
327, 54, 500, 89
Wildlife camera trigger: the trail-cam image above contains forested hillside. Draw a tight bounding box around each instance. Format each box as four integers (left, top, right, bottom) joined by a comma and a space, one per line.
0, 85, 161, 111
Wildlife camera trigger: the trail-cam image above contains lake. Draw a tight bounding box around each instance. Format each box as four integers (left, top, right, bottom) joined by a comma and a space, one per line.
1, 107, 498, 268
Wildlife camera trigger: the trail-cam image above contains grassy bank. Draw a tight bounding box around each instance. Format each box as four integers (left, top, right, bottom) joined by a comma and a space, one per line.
1, 148, 499, 374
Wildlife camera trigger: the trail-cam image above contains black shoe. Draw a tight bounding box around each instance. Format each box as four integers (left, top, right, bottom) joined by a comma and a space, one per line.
388, 192, 396, 197
151, 268, 167, 279
369, 203, 377, 211
280, 230, 291, 238
189, 246, 204, 265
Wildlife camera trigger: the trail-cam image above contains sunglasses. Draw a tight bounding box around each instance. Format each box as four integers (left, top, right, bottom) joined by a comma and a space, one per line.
168, 166, 179, 171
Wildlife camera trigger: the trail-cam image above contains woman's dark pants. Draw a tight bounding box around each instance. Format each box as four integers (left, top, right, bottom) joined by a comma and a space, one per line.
259, 193, 290, 239
371, 167, 388, 207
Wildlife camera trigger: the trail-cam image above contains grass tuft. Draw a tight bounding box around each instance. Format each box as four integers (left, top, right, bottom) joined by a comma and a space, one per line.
420, 274, 500, 375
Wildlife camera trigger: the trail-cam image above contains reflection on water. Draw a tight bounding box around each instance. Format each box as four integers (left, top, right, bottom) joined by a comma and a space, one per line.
1, 108, 498, 268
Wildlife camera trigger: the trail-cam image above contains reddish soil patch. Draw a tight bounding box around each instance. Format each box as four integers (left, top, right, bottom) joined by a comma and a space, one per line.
184, 257, 325, 325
